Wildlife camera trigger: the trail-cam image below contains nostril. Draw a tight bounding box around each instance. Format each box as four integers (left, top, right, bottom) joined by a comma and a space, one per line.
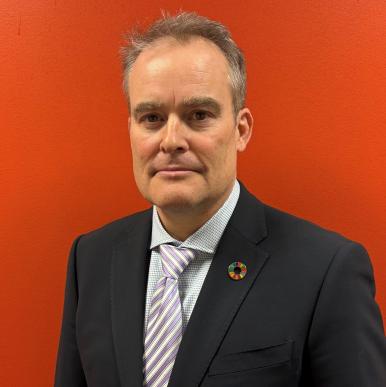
160, 135, 189, 153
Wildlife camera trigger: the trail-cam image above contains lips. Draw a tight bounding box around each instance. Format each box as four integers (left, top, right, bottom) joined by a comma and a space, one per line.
152, 165, 200, 175
157, 167, 193, 172
155, 168, 196, 177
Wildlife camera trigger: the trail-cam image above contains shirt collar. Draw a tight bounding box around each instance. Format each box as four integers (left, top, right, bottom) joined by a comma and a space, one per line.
150, 180, 240, 254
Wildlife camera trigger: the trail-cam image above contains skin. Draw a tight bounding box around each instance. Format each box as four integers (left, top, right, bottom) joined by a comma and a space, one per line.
128, 37, 253, 241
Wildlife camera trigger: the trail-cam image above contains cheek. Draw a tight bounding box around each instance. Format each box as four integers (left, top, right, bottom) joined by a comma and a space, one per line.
193, 135, 236, 174
208, 129, 237, 158
130, 133, 159, 164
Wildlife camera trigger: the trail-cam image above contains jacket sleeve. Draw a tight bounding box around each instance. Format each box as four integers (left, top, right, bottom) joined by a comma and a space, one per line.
307, 241, 386, 386
54, 236, 87, 387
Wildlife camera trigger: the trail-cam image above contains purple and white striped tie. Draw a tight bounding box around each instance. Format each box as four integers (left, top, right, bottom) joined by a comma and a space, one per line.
143, 244, 195, 387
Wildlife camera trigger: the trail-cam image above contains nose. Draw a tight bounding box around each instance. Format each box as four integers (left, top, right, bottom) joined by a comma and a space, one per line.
159, 115, 189, 153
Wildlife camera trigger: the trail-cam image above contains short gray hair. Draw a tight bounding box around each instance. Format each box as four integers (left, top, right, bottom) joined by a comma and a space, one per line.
120, 11, 246, 116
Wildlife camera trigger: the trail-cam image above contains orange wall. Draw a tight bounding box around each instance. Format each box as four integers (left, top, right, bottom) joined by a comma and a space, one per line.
1, 1, 385, 385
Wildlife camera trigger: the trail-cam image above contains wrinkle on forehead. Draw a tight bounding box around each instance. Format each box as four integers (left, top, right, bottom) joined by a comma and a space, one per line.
131, 36, 229, 79
128, 36, 233, 113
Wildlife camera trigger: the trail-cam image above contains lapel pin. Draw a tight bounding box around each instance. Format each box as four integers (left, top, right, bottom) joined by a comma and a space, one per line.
228, 261, 247, 280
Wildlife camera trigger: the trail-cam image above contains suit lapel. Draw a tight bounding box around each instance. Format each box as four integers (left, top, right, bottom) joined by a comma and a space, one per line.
110, 183, 268, 387
168, 182, 269, 387
110, 209, 152, 387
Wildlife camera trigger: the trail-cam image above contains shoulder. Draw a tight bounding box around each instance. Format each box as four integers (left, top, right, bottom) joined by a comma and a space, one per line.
236, 181, 356, 254
260, 202, 371, 277
237, 181, 354, 251
263, 203, 351, 247
75, 207, 152, 253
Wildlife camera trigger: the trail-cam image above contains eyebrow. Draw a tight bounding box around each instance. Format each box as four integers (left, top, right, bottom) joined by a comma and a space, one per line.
132, 97, 222, 120
182, 97, 222, 116
132, 101, 164, 120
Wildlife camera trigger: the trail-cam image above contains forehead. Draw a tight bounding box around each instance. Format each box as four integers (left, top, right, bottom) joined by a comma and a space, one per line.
127, 37, 232, 107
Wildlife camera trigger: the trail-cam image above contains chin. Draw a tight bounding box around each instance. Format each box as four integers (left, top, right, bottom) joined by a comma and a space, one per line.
144, 176, 204, 207
152, 191, 199, 211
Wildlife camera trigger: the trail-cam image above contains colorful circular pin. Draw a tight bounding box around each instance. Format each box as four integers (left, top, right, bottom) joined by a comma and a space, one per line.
228, 261, 247, 280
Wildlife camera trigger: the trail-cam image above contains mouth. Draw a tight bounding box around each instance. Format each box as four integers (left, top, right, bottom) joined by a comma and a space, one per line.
152, 165, 200, 178
155, 168, 196, 178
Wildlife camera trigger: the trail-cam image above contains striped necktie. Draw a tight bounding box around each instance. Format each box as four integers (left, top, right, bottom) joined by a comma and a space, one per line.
143, 244, 195, 387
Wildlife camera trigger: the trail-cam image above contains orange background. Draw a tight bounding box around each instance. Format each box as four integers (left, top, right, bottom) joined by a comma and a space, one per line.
1, 1, 385, 385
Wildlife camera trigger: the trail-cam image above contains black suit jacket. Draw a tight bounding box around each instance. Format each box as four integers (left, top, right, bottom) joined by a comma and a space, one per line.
55, 182, 386, 386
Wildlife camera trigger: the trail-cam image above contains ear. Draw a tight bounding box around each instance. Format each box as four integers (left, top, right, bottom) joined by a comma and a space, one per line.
235, 107, 253, 152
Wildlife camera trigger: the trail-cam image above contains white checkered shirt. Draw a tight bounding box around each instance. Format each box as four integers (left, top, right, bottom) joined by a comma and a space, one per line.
144, 180, 240, 335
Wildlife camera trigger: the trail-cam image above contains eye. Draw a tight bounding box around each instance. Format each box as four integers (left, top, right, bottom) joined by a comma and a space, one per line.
138, 113, 166, 129
191, 111, 210, 121
143, 113, 162, 123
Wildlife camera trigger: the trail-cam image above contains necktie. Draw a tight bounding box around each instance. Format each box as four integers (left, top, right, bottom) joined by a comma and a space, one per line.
143, 244, 195, 387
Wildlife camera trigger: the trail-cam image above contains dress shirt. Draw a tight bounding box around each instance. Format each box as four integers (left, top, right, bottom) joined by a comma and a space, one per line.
144, 180, 240, 335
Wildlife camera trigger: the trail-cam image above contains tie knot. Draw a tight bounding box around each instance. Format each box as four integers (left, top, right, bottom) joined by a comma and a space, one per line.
159, 244, 195, 279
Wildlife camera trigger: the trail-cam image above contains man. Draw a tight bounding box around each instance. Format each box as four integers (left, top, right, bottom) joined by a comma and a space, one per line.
55, 12, 386, 387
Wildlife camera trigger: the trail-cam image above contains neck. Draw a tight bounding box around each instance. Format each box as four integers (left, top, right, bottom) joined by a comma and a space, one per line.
156, 184, 235, 241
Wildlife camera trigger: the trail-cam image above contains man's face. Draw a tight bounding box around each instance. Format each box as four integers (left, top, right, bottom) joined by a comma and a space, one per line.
128, 37, 252, 215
